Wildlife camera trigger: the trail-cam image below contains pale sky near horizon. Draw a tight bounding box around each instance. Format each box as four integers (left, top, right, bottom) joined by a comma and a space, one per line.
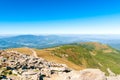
0, 0, 120, 35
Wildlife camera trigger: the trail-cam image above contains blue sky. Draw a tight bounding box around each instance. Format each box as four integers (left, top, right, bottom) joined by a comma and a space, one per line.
0, 0, 120, 35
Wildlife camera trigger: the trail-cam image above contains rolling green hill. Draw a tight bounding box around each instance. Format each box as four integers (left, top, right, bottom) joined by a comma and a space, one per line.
51, 42, 120, 75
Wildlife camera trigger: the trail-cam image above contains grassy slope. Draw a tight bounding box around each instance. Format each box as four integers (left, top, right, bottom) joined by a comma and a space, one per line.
50, 42, 120, 75
6, 48, 33, 55
6, 42, 120, 75
34, 48, 82, 70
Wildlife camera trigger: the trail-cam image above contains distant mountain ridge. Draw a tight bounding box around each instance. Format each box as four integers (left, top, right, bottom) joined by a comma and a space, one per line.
0, 35, 75, 49
0, 35, 120, 50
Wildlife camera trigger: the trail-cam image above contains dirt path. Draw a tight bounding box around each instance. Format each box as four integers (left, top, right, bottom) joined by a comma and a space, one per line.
30, 48, 38, 58
25, 47, 38, 58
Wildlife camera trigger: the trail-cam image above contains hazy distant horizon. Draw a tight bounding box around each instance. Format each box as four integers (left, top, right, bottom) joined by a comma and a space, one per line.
1, 33, 120, 37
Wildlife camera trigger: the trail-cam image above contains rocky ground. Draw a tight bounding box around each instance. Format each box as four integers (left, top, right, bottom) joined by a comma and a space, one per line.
0, 50, 120, 80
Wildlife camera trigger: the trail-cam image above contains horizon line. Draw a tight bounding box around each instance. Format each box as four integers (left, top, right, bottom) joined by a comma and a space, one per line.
0, 33, 120, 36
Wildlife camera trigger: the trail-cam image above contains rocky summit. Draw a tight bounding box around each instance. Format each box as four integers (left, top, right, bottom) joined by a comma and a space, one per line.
0, 50, 120, 80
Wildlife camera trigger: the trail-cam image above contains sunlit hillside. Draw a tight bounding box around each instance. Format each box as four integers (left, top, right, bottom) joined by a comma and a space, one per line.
6, 42, 120, 75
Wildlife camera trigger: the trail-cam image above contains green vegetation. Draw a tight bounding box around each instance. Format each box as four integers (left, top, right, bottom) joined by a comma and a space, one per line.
52, 42, 120, 75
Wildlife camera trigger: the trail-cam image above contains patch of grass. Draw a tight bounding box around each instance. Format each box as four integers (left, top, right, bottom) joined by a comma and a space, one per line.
6, 48, 33, 55
51, 43, 120, 75
34, 48, 82, 70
